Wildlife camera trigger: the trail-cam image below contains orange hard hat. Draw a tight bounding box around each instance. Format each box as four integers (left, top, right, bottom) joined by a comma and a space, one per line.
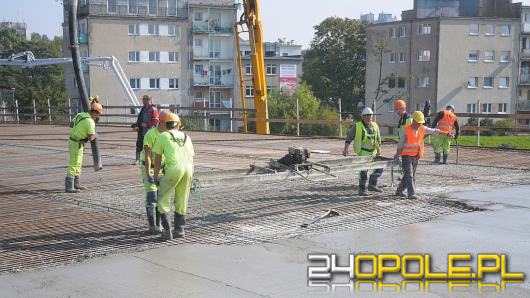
158, 109, 171, 122
90, 102, 104, 114
394, 99, 406, 110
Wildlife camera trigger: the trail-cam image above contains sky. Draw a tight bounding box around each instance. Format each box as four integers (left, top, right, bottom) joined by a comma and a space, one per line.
2, 0, 530, 48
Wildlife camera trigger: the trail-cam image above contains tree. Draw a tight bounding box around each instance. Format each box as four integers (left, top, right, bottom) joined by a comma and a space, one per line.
267, 83, 339, 136
0, 29, 68, 121
302, 17, 367, 113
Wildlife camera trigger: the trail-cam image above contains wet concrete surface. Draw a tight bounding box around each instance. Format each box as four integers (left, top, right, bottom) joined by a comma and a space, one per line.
0, 185, 529, 297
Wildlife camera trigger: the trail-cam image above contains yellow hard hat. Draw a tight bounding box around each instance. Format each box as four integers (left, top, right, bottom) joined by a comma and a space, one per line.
412, 111, 425, 124
90, 102, 104, 114
166, 112, 180, 123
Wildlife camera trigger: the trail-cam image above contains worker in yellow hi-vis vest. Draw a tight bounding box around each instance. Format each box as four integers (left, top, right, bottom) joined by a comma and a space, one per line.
65, 99, 103, 193
152, 113, 195, 241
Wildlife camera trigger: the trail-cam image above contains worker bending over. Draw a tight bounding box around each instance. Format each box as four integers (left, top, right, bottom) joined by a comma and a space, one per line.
431, 104, 460, 164
65, 98, 103, 193
394, 111, 452, 199
394, 99, 412, 138
343, 107, 383, 196
152, 113, 195, 240
141, 110, 170, 234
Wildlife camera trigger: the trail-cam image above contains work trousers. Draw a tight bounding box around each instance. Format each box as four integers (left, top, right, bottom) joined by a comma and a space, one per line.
433, 134, 451, 154
157, 163, 193, 215
67, 139, 84, 177
396, 156, 420, 196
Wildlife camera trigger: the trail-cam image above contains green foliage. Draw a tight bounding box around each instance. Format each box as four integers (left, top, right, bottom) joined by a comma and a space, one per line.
456, 136, 530, 149
0, 29, 68, 121
302, 17, 367, 113
267, 83, 339, 136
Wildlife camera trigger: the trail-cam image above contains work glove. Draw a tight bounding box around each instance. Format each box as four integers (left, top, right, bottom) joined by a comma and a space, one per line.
147, 175, 155, 184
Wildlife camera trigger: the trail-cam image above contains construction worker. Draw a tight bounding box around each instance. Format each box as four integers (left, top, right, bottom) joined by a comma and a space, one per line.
394, 99, 412, 137
65, 98, 104, 193
133, 95, 159, 165
431, 104, 460, 164
394, 111, 452, 199
141, 109, 170, 234
152, 113, 194, 240
342, 107, 383, 196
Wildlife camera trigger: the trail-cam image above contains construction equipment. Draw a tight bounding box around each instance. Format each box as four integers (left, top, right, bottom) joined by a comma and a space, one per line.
235, 0, 269, 134
301, 209, 340, 228
262, 146, 335, 181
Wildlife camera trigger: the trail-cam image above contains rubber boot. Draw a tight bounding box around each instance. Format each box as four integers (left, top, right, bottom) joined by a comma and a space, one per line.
358, 180, 368, 196
156, 209, 163, 232
65, 177, 79, 193
434, 153, 441, 164
74, 176, 87, 190
367, 176, 382, 193
160, 213, 172, 241
174, 213, 185, 238
146, 207, 160, 234
442, 153, 448, 164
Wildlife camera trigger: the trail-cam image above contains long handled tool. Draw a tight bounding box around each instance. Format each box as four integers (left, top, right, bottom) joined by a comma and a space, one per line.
301, 209, 340, 228
456, 138, 459, 165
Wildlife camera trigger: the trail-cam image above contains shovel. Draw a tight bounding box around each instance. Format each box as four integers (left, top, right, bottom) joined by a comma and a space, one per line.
301, 209, 340, 228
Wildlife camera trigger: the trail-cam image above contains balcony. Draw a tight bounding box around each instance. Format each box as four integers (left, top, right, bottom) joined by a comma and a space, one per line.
78, 32, 88, 44
193, 74, 233, 87
193, 47, 232, 60
518, 100, 530, 111
523, 23, 530, 34
522, 49, 530, 60
192, 21, 232, 34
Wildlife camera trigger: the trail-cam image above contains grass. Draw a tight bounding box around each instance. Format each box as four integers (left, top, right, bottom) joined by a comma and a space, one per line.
382, 135, 530, 150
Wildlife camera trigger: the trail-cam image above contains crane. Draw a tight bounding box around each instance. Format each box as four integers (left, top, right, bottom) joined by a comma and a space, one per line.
235, 0, 269, 134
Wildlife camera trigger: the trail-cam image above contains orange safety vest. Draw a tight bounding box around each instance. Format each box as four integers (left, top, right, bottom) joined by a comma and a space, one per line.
436, 110, 457, 133
401, 125, 425, 157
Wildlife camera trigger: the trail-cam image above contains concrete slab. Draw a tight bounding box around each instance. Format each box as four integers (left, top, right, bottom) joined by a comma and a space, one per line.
1, 185, 529, 297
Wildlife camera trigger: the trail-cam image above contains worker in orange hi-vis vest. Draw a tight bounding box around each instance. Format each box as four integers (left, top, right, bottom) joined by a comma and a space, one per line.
431, 105, 460, 164
394, 111, 452, 199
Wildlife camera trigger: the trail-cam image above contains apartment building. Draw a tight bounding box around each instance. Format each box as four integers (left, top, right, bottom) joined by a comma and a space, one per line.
519, 6, 530, 127
366, 0, 521, 134
63, 0, 237, 130
239, 40, 303, 110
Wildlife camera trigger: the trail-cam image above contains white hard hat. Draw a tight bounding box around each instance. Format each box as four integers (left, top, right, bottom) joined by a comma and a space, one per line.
361, 107, 374, 116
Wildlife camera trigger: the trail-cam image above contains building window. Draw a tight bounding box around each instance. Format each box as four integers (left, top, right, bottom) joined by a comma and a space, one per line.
399, 52, 406, 63
107, 0, 117, 13
245, 85, 254, 97
168, 25, 179, 37
498, 103, 508, 113
194, 39, 203, 47
168, 52, 178, 63
130, 78, 140, 89
467, 103, 476, 113
128, 51, 140, 62
148, 51, 160, 62
266, 86, 273, 94
500, 25, 511, 36
417, 50, 430, 61
389, 27, 396, 38
398, 77, 406, 88
128, 0, 138, 14
128, 24, 139, 35
500, 51, 510, 62
484, 50, 494, 62
485, 24, 495, 36
149, 78, 160, 89
388, 77, 396, 88
469, 24, 479, 35
499, 77, 509, 88
209, 39, 221, 58
483, 77, 494, 88
194, 12, 203, 21
467, 77, 478, 88
417, 23, 431, 35
195, 64, 204, 75
417, 76, 429, 88
148, 0, 157, 15
266, 64, 277, 75
209, 91, 221, 108
169, 78, 179, 89
482, 103, 492, 113
148, 24, 159, 35
468, 50, 479, 62
168, 0, 177, 16
245, 63, 252, 75
389, 53, 396, 63
399, 26, 407, 37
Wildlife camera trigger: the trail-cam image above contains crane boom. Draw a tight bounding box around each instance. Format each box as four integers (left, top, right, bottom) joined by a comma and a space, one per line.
236, 0, 269, 134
